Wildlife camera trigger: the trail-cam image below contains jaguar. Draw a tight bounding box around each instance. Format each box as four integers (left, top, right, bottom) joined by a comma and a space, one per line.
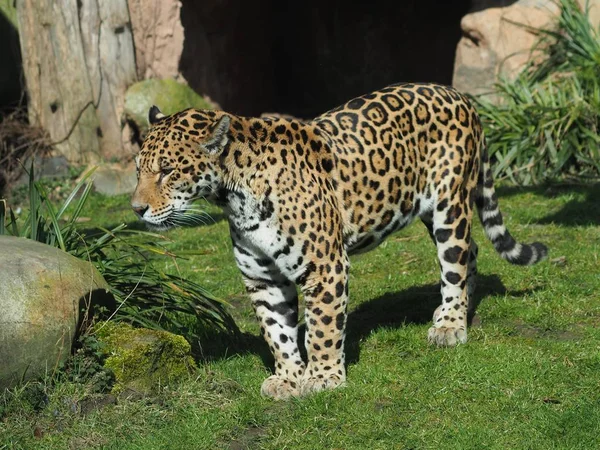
131, 82, 547, 400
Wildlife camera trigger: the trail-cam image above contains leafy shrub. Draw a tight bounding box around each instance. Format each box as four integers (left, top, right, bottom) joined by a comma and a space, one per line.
475, 0, 600, 185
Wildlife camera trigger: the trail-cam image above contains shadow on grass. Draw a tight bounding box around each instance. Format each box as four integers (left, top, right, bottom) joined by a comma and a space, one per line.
496, 183, 600, 226
191, 273, 541, 372
343, 273, 541, 365
535, 183, 600, 226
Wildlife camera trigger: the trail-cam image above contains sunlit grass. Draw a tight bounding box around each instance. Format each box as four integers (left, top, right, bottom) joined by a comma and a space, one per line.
2, 183, 599, 449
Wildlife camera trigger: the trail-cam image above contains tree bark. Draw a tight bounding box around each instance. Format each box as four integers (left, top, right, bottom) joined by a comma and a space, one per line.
17, 0, 137, 164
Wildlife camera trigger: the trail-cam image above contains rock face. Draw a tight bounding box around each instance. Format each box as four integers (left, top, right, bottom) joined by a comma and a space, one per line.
0, 236, 110, 389
453, 0, 600, 99
16, 0, 137, 164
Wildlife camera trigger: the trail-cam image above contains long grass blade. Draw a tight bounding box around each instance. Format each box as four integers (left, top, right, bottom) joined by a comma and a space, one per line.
8, 207, 18, 236
34, 182, 66, 252
0, 199, 6, 236
56, 167, 97, 220
28, 161, 39, 241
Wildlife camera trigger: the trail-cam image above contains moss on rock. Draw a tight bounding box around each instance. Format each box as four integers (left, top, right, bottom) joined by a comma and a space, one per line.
124, 78, 214, 132
95, 322, 196, 394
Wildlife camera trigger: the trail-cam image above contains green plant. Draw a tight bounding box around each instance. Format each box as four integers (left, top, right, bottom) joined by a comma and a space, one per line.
0, 163, 238, 339
475, 0, 600, 185
61, 334, 115, 394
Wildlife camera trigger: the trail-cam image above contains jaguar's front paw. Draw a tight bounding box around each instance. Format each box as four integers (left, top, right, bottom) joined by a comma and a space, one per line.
427, 325, 467, 347
260, 375, 300, 400
299, 373, 346, 396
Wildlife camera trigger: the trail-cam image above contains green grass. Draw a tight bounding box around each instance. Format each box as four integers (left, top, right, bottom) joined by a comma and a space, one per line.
1, 184, 600, 449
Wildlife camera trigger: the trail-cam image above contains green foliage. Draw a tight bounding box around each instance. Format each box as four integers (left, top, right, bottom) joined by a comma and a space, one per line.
475, 0, 600, 185
59, 334, 115, 394
0, 162, 237, 340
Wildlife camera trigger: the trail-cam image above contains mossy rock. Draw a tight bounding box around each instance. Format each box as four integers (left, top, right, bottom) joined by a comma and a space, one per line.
95, 322, 197, 394
0, 0, 18, 28
124, 78, 214, 132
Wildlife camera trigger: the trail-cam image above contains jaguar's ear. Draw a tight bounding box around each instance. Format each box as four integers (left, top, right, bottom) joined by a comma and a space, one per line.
203, 115, 230, 154
148, 105, 165, 125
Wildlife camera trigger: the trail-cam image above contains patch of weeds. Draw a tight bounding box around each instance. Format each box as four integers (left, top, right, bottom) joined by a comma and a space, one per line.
1, 162, 238, 342
7, 164, 85, 209
0, 334, 114, 425
0, 381, 49, 424
60, 334, 115, 394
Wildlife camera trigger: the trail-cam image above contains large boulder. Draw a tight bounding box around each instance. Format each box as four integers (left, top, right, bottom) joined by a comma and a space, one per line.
0, 236, 111, 389
453, 0, 559, 100
453, 0, 600, 100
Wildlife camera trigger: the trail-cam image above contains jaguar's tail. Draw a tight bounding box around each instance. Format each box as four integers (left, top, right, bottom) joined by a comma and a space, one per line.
475, 149, 548, 265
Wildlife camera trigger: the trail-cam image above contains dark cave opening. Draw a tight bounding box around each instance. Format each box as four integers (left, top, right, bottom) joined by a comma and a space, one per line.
179, 0, 473, 118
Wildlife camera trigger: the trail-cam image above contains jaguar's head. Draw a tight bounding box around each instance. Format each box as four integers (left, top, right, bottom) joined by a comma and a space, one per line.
131, 106, 230, 230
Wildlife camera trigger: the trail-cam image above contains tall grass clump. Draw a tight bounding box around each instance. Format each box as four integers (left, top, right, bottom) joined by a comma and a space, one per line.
0, 165, 237, 339
475, 0, 600, 185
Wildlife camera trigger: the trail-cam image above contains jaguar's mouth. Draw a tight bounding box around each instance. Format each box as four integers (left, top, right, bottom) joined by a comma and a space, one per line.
144, 220, 176, 232
136, 208, 179, 231
141, 208, 212, 231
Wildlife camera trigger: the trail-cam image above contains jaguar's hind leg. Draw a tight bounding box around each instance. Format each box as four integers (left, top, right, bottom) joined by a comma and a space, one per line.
466, 239, 478, 318
426, 196, 474, 346
431, 239, 478, 323
422, 218, 478, 325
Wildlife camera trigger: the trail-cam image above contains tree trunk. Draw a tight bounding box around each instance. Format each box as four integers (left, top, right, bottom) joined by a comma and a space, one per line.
16, 0, 137, 164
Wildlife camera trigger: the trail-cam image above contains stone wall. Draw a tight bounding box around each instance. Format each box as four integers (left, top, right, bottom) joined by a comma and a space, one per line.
7, 0, 599, 166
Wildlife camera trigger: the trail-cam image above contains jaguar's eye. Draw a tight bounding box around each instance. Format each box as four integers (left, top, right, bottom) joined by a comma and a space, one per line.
160, 167, 174, 178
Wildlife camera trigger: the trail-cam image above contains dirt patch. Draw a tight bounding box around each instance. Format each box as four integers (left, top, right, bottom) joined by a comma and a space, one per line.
228, 424, 267, 450
78, 394, 117, 416
226, 401, 289, 450
512, 321, 581, 341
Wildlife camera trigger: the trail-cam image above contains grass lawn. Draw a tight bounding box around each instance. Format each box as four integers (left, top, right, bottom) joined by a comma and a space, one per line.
1, 183, 599, 449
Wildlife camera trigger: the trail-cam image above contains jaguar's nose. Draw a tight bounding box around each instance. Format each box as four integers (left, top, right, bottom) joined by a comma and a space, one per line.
132, 204, 149, 218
